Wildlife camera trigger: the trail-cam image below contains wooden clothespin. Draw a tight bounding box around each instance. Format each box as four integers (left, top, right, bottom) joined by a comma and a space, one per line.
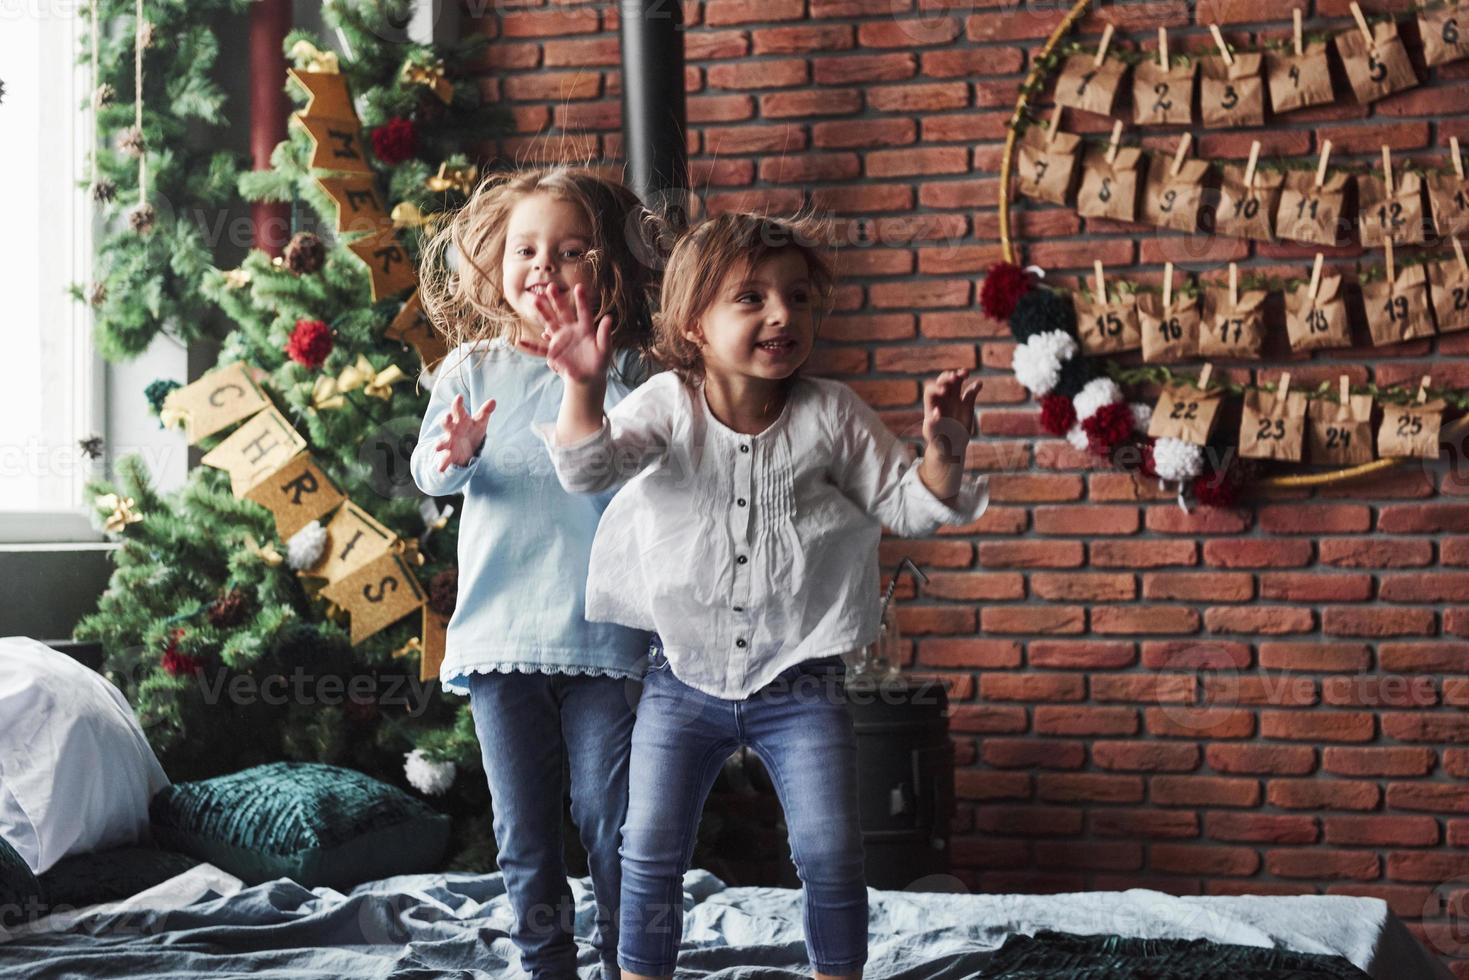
1170, 133, 1192, 178
1308, 253, 1325, 301
1094, 23, 1115, 67
1163, 261, 1174, 309
1094, 259, 1107, 301
1105, 119, 1123, 165
1244, 140, 1262, 189
1229, 262, 1239, 308
1210, 24, 1235, 67
1315, 140, 1332, 189
1278, 371, 1293, 404
1453, 236, 1468, 273
1293, 9, 1304, 58
1416, 374, 1431, 405
1382, 145, 1394, 196
1350, 2, 1376, 48
1047, 104, 1063, 144
1340, 374, 1351, 406
1199, 362, 1214, 391
1384, 236, 1396, 284
1452, 136, 1464, 180
1158, 27, 1169, 68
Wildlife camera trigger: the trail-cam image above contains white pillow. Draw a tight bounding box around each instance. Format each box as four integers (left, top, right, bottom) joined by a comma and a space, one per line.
0, 636, 169, 873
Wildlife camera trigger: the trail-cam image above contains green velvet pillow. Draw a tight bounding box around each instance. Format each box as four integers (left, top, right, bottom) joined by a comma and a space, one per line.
0, 833, 44, 929
37, 845, 200, 911
149, 761, 451, 889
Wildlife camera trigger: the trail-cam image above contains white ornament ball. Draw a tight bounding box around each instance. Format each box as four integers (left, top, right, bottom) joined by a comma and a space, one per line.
1065, 422, 1091, 452
1152, 437, 1204, 482
1011, 342, 1062, 396
1129, 401, 1153, 434
287, 520, 327, 571
404, 748, 456, 796
1028, 329, 1079, 365
1072, 377, 1124, 423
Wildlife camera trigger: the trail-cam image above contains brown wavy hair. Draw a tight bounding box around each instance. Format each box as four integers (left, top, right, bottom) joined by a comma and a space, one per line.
418, 164, 670, 381
653, 206, 837, 384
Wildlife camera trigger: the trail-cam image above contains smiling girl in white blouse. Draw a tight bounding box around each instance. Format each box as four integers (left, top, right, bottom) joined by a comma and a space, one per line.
533, 210, 989, 980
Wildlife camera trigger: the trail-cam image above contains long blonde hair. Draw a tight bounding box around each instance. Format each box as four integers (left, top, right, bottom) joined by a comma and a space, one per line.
418, 164, 670, 378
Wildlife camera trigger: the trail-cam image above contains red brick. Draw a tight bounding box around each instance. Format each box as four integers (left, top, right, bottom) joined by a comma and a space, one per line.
1206, 744, 1318, 776
1377, 504, 1469, 533
1145, 707, 1255, 739
1090, 674, 1194, 703
1144, 507, 1251, 534
706, 60, 808, 91
1092, 606, 1201, 635
923, 571, 1024, 601
1035, 841, 1143, 872
1380, 573, 1469, 603
981, 740, 1087, 770
1151, 844, 1261, 877
1030, 572, 1136, 602
1258, 643, 1372, 672
1036, 772, 1145, 803
866, 146, 969, 177
1386, 852, 1469, 883
1386, 783, 1469, 814
1268, 779, 1381, 811
812, 53, 917, 85
1206, 812, 1319, 844
918, 638, 1022, 669
1033, 506, 1139, 536
1203, 607, 1315, 634
499, 8, 600, 37
955, 768, 1031, 799
1268, 849, 1380, 880
1028, 641, 1136, 670
1259, 573, 1373, 602
1382, 713, 1469, 743
1319, 538, 1433, 567
975, 804, 1084, 836
896, 605, 976, 635
978, 541, 1085, 568
981, 673, 1085, 703
1323, 747, 1436, 778
1324, 816, 1440, 847
1380, 642, 1469, 672
1202, 540, 1314, 568
1323, 607, 1436, 637
704, 0, 805, 25
1092, 741, 1200, 772
1034, 705, 1140, 737
1152, 775, 1262, 807
1143, 572, 1254, 602
1091, 809, 1200, 839
1260, 711, 1375, 743
1090, 540, 1198, 567
750, 24, 853, 54
857, 17, 963, 47
1257, 504, 1372, 534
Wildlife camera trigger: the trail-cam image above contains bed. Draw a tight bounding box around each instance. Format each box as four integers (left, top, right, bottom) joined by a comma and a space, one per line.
0, 862, 1450, 979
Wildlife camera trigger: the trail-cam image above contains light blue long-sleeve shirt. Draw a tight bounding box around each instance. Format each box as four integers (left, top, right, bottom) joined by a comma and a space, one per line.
409, 338, 652, 695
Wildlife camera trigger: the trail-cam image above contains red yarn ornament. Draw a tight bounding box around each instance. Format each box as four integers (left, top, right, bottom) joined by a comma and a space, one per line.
286, 319, 333, 369
1039, 393, 1076, 436
1193, 464, 1241, 508
1081, 401, 1134, 456
979, 261, 1033, 321
370, 117, 418, 165
161, 628, 203, 677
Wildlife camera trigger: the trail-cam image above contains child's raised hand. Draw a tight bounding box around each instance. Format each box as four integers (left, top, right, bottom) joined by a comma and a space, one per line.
536, 283, 613, 385
922, 369, 982, 460
434, 393, 495, 472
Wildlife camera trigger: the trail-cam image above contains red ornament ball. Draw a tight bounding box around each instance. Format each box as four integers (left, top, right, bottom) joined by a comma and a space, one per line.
1138, 439, 1157, 478
1039, 393, 1076, 436
1193, 464, 1242, 508
979, 261, 1033, 322
161, 628, 203, 677
370, 117, 418, 165
286, 318, 333, 369
1082, 401, 1133, 455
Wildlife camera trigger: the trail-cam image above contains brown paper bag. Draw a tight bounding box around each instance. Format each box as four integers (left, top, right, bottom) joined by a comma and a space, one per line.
1429, 259, 1469, 333
1077, 144, 1146, 223
1212, 165, 1285, 241
1285, 273, 1353, 351
1309, 392, 1375, 465
1420, 1, 1469, 66
1264, 42, 1335, 114
1379, 398, 1445, 458
1200, 283, 1267, 358
1359, 170, 1428, 246
1017, 126, 1083, 206
1335, 20, 1418, 103
1140, 156, 1211, 233
1240, 387, 1309, 461
1133, 59, 1197, 126
1148, 382, 1225, 444
1427, 170, 1469, 239
1074, 286, 1142, 355
1137, 290, 1202, 363
1054, 51, 1129, 117
1276, 170, 1352, 247
1200, 52, 1265, 128
1362, 265, 1437, 346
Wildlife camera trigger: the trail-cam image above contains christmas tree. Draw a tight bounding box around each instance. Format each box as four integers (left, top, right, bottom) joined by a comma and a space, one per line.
76, 0, 504, 864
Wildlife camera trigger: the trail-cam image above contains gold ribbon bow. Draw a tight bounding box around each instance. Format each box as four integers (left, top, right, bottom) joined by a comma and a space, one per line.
96, 493, 143, 533
243, 533, 284, 567
400, 59, 454, 103
425, 162, 478, 196
312, 355, 407, 410
392, 635, 423, 659
310, 375, 346, 411
391, 202, 428, 229
222, 267, 252, 290
290, 40, 340, 74
159, 403, 191, 432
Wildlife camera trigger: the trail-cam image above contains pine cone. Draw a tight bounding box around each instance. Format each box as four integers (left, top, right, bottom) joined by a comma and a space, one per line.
137, 20, 155, 50
205, 587, 249, 628
129, 202, 156, 234
88, 281, 108, 307
117, 126, 146, 158
284, 231, 327, 275
91, 178, 117, 204
93, 83, 115, 110
429, 567, 458, 617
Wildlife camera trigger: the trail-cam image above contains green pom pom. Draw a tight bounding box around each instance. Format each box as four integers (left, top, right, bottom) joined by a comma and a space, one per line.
145, 379, 182, 421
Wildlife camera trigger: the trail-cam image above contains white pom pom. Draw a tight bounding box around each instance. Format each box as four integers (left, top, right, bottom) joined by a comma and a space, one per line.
1029, 329, 1079, 365
1072, 377, 1124, 423
404, 748, 456, 796
1065, 422, 1091, 452
1012, 342, 1062, 396
1129, 401, 1153, 434
1152, 437, 1204, 482
287, 520, 327, 571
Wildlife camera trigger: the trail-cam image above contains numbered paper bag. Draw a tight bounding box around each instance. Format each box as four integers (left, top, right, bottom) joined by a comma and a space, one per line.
1137, 290, 1201, 363
1074, 286, 1141, 355
1017, 126, 1083, 206
1379, 398, 1445, 458
1276, 170, 1351, 247
1429, 259, 1469, 334
1054, 51, 1129, 117
1240, 387, 1309, 462
1359, 170, 1427, 246
1420, 0, 1469, 66
1200, 282, 1267, 358
1141, 157, 1210, 233
1285, 273, 1352, 351
1077, 144, 1145, 223
1212, 165, 1284, 241
1335, 20, 1418, 103
1133, 59, 1196, 126
1362, 265, 1437, 346
1265, 41, 1334, 114
1200, 52, 1265, 128
1427, 169, 1469, 239
1148, 383, 1225, 444
1308, 392, 1375, 465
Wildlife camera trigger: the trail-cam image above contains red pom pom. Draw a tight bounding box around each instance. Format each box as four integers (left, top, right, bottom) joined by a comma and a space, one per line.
1081, 401, 1133, 455
286, 318, 333, 369
980, 262, 1033, 321
1193, 463, 1242, 508
1039, 393, 1076, 436
1139, 440, 1157, 477
371, 117, 418, 165
161, 628, 203, 677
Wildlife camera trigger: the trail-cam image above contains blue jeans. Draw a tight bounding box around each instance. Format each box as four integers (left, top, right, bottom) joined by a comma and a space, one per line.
469, 670, 640, 980
618, 650, 868, 977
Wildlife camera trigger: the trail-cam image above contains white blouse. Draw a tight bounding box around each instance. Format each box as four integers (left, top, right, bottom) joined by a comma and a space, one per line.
536, 371, 989, 700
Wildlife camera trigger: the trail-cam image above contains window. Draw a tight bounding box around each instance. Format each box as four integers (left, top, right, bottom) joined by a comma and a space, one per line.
0, 9, 101, 542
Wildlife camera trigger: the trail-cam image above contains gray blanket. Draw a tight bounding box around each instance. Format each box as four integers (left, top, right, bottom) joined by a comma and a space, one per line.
0, 865, 1449, 979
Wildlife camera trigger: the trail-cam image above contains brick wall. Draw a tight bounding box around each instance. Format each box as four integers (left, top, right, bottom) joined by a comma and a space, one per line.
466, 0, 1469, 972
